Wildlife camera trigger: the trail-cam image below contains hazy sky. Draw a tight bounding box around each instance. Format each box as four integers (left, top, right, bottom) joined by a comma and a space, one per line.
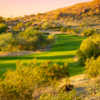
0, 0, 92, 17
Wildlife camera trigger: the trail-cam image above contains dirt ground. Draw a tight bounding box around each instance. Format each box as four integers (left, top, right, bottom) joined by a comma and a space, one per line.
0, 51, 34, 57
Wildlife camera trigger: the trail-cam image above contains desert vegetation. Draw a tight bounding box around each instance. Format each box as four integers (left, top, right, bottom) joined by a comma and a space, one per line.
0, 0, 100, 100
77, 33, 100, 64
0, 27, 54, 52
0, 60, 70, 100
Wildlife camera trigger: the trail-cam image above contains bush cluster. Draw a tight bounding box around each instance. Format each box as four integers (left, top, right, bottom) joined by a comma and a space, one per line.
39, 90, 77, 100
0, 60, 69, 100
85, 56, 100, 78
77, 33, 100, 78
82, 28, 96, 37
77, 33, 100, 64
0, 27, 54, 51
0, 23, 7, 33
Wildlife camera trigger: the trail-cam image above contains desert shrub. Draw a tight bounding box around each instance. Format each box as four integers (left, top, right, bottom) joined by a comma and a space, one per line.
25, 22, 32, 27
0, 60, 69, 100
0, 23, 7, 33
47, 35, 55, 44
41, 22, 51, 30
41, 22, 62, 30
82, 28, 96, 37
0, 62, 35, 100
0, 33, 17, 51
85, 56, 100, 78
32, 62, 69, 84
12, 22, 24, 33
0, 27, 53, 51
77, 33, 100, 64
66, 29, 77, 35
60, 26, 68, 32
39, 90, 78, 100
18, 28, 52, 50
77, 38, 96, 64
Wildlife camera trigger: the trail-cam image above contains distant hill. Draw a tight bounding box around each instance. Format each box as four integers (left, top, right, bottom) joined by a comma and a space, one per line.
5, 0, 100, 32
47, 0, 100, 18
24, 0, 100, 22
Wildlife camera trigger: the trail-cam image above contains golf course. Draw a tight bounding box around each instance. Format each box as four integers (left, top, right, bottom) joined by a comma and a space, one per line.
0, 34, 85, 77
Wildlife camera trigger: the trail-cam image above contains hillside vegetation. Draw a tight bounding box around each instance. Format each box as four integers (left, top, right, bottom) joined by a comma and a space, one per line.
1, 0, 99, 35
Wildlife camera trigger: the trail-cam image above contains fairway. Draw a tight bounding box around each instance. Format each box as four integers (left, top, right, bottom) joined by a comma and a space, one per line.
0, 34, 85, 77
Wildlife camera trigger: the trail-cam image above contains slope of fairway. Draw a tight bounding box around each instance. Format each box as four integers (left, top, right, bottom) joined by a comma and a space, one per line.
0, 34, 85, 77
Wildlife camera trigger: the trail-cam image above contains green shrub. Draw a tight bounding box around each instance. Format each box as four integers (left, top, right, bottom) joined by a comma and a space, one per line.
41, 22, 62, 30
85, 56, 100, 78
77, 33, 100, 64
47, 35, 55, 44
82, 28, 96, 37
0, 61, 69, 100
0, 33, 16, 51
32, 62, 69, 84
18, 28, 52, 50
77, 38, 96, 64
0, 27, 53, 51
0, 23, 7, 33
41, 22, 51, 30
60, 27, 68, 32
12, 22, 24, 32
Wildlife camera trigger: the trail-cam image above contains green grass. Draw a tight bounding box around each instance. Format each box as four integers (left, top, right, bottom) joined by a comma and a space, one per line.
0, 34, 85, 77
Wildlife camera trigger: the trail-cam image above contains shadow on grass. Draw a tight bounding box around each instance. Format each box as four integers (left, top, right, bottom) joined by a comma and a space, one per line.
51, 40, 81, 51
51, 35, 85, 52
68, 61, 84, 77
0, 54, 74, 61
0, 56, 34, 61
0, 62, 16, 78
36, 54, 74, 60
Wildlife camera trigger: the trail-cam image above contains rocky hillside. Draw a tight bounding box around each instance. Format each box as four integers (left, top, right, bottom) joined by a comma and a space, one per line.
4, 0, 100, 32
46, 0, 100, 19
25, 0, 100, 21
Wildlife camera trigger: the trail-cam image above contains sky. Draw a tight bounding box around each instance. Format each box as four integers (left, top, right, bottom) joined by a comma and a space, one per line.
0, 0, 92, 17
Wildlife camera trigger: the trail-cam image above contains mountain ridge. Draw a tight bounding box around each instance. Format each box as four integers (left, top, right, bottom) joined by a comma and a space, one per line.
4, 0, 100, 31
